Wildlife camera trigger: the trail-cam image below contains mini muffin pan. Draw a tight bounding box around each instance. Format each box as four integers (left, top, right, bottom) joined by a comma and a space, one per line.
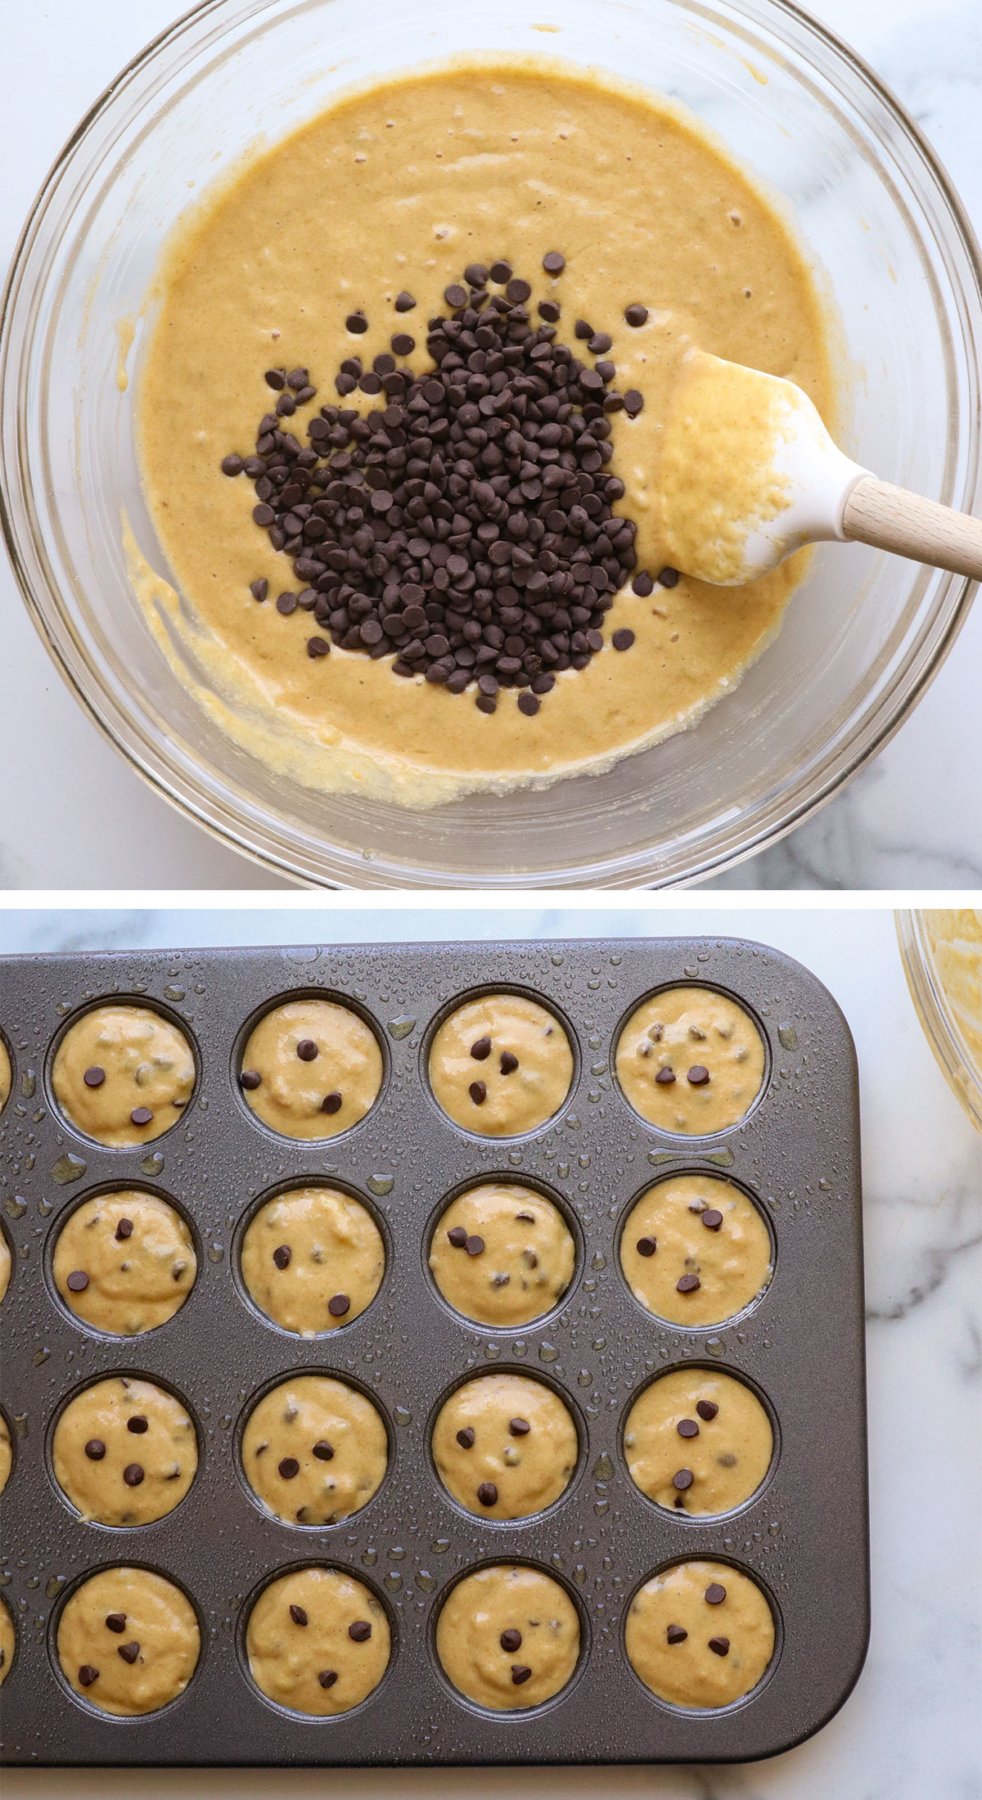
0, 938, 869, 1766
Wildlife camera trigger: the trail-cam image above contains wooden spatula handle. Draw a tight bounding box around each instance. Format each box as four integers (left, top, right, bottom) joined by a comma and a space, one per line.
842, 475, 982, 578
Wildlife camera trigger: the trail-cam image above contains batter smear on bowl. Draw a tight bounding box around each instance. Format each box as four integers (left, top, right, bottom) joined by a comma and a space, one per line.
137, 57, 833, 804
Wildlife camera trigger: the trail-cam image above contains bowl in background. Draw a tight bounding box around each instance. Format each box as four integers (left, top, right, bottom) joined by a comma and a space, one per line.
897, 909, 982, 1133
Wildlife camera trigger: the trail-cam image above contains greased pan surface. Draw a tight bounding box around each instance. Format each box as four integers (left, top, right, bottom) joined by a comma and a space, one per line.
0, 938, 868, 1765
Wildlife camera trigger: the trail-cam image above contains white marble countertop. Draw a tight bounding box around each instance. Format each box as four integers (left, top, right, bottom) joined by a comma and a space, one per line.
0, 903, 979, 1797
1, 0, 980, 890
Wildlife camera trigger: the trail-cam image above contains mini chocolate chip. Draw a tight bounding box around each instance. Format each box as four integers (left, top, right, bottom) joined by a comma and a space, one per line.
632, 571, 655, 596
78, 1665, 99, 1687
395, 291, 416, 312
82, 1066, 105, 1088
672, 1469, 694, 1490
696, 1400, 719, 1422
273, 1244, 292, 1270
543, 251, 566, 274
477, 1481, 498, 1506
278, 1457, 300, 1480
239, 1069, 262, 1090
321, 1091, 343, 1114
687, 1065, 710, 1086
318, 1669, 338, 1688
444, 283, 469, 309
447, 1226, 468, 1247
114, 1218, 133, 1242
511, 1664, 532, 1685
313, 1440, 334, 1461
221, 453, 244, 476
658, 567, 680, 588
118, 1642, 140, 1665
636, 1236, 657, 1257
469, 1080, 487, 1105
499, 1051, 519, 1075
612, 628, 635, 651
346, 312, 368, 334
625, 303, 649, 326
127, 1416, 149, 1434
470, 1036, 492, 1060
130, 1107, 153, 1127
676, 1274, 701, 1294
290, 1605, 309, 1626
666, 1624, 688, 1644
701, 1208, 723, 1231
296, 1038, 319, 1061
66, 1270, 89, 1293
348, 1620, 372, 1643
508, 1417, 531, 1437
328, 1293, 351, 1317
249, 579, 268, 603
677, 1418, 700, 1439
623, 389, 645, 416
123, 1464, 145, 1487
655, 1067, 676, 1086
506, 278, 532, 304
705, 1583, 727, 1605
84, 1439, 106, 1461
465, 1235, 485, 1258
456, 1427, 476, 1449
708, 1636, 730, 1657
500, 1628, 523, 1652
105, 1613, 126, 1634
391, 332, 416, 356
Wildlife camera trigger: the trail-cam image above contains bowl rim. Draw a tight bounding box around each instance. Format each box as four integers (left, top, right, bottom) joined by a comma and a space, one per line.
2, 0, 980, 889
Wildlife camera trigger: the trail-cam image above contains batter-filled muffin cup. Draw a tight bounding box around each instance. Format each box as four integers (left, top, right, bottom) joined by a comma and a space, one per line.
246, 1567, 391, 1716
625, 1560, 775, 1708
56, 1567, 200, 1716
429, 994, 573, 1137
436, 1564, 580, 1711
240, 1374, 388, 1526
0, 1411, 11, 1496
615, 987, 766, 1134
431, 1372, 577, 1521
0, 1229, 10, 1305
0, 1038, 11, 1114
620, 1175, 772, 1326
52, 1190, 196, 1336
51, 1376, 198, 1527
624, 1369, 773, 1516
0, 1595, 14, 1686
240, 1186, 384, 1336
238, 998, 383, 1140
51, 1005, 195, 1147
429, 1183, 575, 1327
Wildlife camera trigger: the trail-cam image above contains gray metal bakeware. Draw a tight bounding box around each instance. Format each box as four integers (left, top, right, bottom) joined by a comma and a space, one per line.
0, 936, 869, 1766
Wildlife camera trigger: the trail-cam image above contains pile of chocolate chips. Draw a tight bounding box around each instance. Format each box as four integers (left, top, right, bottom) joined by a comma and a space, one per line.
222, 258, 674, 714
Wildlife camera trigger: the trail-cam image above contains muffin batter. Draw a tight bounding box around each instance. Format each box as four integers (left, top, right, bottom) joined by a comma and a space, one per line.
437, 1564, 580, 1710
136, 58, 832, 805
432, 1372, 577, 1520
52, 1376, 198, 1526
247, 1566, 390, 1716
240, 998, 382, 1140
624, 1369, 773, 1515
0, 1039, 10, 1113
0, 1232, 10, 1304
621, 1174, 772, 1326
0, 1597, 14, 1686
56, 1566, 200, 1716
0, 1411, 11, 1495
615, 987, 766, 1134
626, 1559, 774, 1708
52, 1190, 197, 1335
429, 1182, 575, 1326
241, 1185, 384, 1335
241, 1374, 387, 1525
429, 994, 573, 1136
52, 1006, 195, 1147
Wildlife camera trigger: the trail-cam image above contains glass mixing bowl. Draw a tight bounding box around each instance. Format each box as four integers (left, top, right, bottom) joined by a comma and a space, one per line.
897, 909, 982, 1133
2, 0, 980, 888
